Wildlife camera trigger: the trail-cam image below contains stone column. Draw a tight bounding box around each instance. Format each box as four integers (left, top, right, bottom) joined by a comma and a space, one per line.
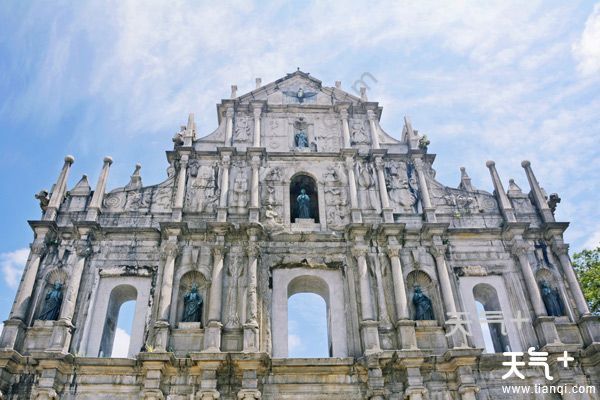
367, 110, 380, 149
44, 155, 74, 221
252, 104, 262, 147
0, 228, 48, 350
339, 107, 351, 148
551, 243, 590, 316
352, 245, 380, 354
243, 243, 260, 352
344, 154, 362, 223
521, 160, 554, 222
413, 158, 436, 222
217, 154, 231, 222
204, 245, 226, 352
374, 156, 393, 223
387, 246, 409, 320
86, 156, 113, 221
172, 154, 189, 221
48, 234, 94, 353
224, 107, 234, 146
430, 244, 465, 347
248, 155, 260, 223
511, 241, 561, 346
154, 239, 178, 351
485, 161, 516, 222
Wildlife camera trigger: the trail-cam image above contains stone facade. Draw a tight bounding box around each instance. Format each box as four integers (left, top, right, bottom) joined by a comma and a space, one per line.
0, 70, 598, 399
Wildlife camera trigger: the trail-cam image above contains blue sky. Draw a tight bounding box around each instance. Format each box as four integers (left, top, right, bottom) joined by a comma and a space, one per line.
0, 1, 598, 356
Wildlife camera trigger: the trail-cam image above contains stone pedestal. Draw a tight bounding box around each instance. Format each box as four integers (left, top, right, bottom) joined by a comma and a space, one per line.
396, 319, 418, 350
243, 322, 259, 352
203, 321, 223, 352
381, 207, 394, 223
534, 316, 562, 347
47, 319, 74, 354
248, 207, 260, 223
578, 314, 600, 346
153, 320, 170, 351
361, 320, 381, 355
0, 319, 25, 350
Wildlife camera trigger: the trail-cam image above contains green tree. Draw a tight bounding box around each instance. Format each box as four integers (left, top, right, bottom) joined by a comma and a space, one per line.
572, 246, 600, 315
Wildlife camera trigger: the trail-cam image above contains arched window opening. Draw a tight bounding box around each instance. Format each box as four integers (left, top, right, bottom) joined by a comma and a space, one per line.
288, 293, 329, 357
98, 285, 137, 358
473, 284, 510, 353
110, 300, 135, 357
290, 174, 319, 223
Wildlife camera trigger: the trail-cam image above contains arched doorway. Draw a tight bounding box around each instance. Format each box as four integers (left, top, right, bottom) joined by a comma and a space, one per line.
288, 293, 329, 357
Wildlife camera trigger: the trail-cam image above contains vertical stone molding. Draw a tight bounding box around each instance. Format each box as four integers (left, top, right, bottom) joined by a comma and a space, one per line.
338, 106, 351, 148
413, 158, 435, 222
172, 154, 189, 221
344, 154, 362, 223
154, 238, 179, 351
86, 156, 113, 221
367, 110, 380, 149
249, 155, 261, 223
204, 245, 226, 352
551, 242, 590, 316
252, 103, 262, 147
225, 107, 234, 146
217, 154, 231, 222
243, 243, 260, 352
352, 245, 381, 354
44, 155, 74, 221
485, 160, 516, 222
521, 160, 554, 222
373, 156, 393, 222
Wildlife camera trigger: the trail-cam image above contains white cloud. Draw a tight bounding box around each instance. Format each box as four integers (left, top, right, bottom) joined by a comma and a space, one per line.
1, 248, 29, 289
573, 4, 600, 76
111, 327, 131, 358
288, 333, 302, 354
582, 230, 600, 251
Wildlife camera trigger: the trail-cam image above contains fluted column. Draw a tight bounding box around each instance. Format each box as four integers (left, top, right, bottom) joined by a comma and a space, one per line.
374, 156, 393, 222
243, 243, 260, 352
413, 158, 435, 222
204, 246, 226, 351
551, 243, 590, 316
249, 155, 260, 223
352, 245, 380, 354
367, 110, 380, 149
340, 107, 351, 148
48, 236, 94, 352
485, 161, 516, 222
154, 239, 179, 351
172, 154, 189, 221
344, 155, 362, 223
387, 246, 408, 320
224, 107, 234, 146
0, 227, 49, 350
86, 156, 113, 221
44, 155, 74, 221
521, 160, 554, 222
430, 245, 456, 315
252, 104, 262, 147
217, 154, 231, 222
511, 242, 546, 316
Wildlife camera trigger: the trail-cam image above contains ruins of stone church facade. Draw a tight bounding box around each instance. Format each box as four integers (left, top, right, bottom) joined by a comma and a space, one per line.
0, 70, 598, 399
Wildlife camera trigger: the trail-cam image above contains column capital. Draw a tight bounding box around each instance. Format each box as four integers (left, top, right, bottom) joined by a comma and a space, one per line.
412, 157, 425, 169
551, 242, 569, 256
75, 240, 94, 258
351, 245, 369, 258
252, 106, 262, 118
344, 156, 355, 170
245, 243, 260, 258
509, 241, 531, 257
386, 245, 401, 258
226, 107, 234, 118
339, 108, 349, 120
367, 109, 377, 121
160, 242, 179, 260
429, 245, 447, 258
250, 156, 261, 168
373, 157, 385, 169
30, 241, 46, 255
212, 245, 227, 259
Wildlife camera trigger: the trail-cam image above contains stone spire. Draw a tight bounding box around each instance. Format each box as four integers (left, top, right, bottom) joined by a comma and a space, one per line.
125, 164, 143, 191
507, 178, 523, 196
255, 78, 262, 89
86, 156, 113, 220
44, 155, 75, 221
521, 160, 554, 222
182, 113, 196, 147
486, 161, 516, 222
231, 85, 238, 99
70, 174, 91, 196
458, 167, 474, 191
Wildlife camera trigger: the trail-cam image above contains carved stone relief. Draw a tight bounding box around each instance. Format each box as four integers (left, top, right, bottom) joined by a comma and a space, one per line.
350, 119, 369, 145
234, 117, 252, 143
185, 163, 220, 213
356, 161, 380, 211
384, 161, 418, 213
